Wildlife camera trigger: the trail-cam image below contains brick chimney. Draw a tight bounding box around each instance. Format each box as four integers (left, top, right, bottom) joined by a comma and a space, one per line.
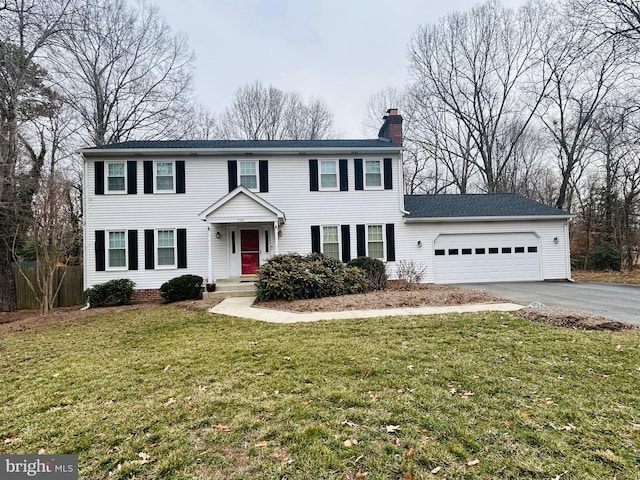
378, 108, 403, 145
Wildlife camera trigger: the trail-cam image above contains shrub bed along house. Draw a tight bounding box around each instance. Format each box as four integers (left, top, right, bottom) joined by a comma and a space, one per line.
256, 253, 369, 301
84, 278, 135, 307
160, 274, 203, 303
348, 256, 388, 290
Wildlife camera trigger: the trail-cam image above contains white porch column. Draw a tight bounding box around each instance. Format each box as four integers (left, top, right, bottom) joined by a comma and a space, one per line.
207, 224, 212, 283
274, 221, 279, 255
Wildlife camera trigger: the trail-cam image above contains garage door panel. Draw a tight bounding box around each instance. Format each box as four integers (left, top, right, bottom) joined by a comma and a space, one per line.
434, 233, 541, 283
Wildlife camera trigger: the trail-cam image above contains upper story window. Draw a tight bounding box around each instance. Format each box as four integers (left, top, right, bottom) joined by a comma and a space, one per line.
155, 162, 175, 192
107, 162, 126, 193
365, 160, 382, 188
239, 161, 258, 190
320, 160, 338, 190
108, 231, 127, 269
157, 229, 176, 268
367, 224, 384, 259
322, 226, 340, 259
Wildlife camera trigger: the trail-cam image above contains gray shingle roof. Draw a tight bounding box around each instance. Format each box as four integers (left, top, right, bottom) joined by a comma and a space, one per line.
404, 194, 571, 218
82, 139, 401, 151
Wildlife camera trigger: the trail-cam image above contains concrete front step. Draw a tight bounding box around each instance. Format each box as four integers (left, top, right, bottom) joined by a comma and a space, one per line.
204, 278, 256, 299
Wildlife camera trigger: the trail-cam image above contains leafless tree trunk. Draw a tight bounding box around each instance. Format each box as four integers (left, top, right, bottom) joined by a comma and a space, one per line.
0, 0, 76, 311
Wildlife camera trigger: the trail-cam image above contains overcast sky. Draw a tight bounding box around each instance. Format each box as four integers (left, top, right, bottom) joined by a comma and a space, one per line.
152, 0, 528, 138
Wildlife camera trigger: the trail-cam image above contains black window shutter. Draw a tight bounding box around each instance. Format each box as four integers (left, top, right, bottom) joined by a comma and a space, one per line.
176, 160, 186, 193
354, 159, 364, 190
127, 161, 137, 194
177, 228, 187, 268
386, 224, 396, 261
339, 159, 348, 191
341, 225, 351, 263
228, 160, 238, 192
143, 161, 153, 194
144, 229, 154, 269
356, 224, 366, 257
128, 230, 138, 270
384, 158, 393, 190
259, 160, 269, 192
95, 230, 105, 271
311, 225, 320, 253
309, 159, 319, 191
95, 161, 104, 195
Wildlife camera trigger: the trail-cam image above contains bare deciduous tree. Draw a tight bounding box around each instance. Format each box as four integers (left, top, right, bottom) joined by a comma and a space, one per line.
53, 0, 195, 146
221, 81, 334, 140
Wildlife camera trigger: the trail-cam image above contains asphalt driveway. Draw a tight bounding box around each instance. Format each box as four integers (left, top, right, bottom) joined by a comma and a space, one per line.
459, 281, 640, 326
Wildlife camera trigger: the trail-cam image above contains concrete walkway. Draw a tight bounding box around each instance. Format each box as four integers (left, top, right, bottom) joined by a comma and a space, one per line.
209, 296, 524, 323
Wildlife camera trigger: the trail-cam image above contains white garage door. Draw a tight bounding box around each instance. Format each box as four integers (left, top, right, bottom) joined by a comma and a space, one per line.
433, 232, 542, 283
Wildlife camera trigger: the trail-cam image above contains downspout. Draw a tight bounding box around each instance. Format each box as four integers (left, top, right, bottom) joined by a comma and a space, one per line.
207, 224, 212, 283
398, 149, 409, 216
565, 219, 574, 281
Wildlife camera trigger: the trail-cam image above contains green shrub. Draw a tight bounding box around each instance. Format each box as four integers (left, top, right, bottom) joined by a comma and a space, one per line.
588, 244, 621, 271
85, 278, 135, 308
160, 274, 203, 303
348, 256, 388, 290
256, 253, 369, 301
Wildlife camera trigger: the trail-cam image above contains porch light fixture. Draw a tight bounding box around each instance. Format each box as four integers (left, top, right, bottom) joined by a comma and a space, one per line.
417, 240, 422, 247
216, 231, 221, 239
553, 237, 559, 244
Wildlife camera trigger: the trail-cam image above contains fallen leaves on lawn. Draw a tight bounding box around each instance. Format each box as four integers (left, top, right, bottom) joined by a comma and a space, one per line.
355, 470, 369, 478
343, 438, 358, 447
255, 441, 269, 448
406, 446, 414, 458
3, 435, 20, 444
550, 423, 577, 431
164, 397, 177, 406
430, 466, 442, 474
402, 472, 417, 480
386, 425, 400, 433
465, 459, 480, 467
137, 452, 151, 465
214, 424, 231, 432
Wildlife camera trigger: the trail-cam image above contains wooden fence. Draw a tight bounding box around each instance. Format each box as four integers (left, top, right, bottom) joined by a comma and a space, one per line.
13, 265, 84, 309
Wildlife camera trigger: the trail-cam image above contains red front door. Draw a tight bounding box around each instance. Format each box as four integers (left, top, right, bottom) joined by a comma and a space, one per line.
241, 229, 260, 275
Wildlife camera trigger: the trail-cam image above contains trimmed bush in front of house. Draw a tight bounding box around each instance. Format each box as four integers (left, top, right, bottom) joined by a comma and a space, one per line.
85, 278, 136, 307
160, 274, 203, 303
256, 253, 369, 301
348, 256, 388, 290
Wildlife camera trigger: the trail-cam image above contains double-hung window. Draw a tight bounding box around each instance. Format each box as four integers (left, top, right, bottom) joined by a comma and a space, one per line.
107, 162, 126, 192
322, 226, 340, 259
367, 225, 384, 259
239, 161, 258, 190
108, 231, 126, 268
365, 160, 382, 188
157, 230, 176, 267
155, 162, 174, 192
320, 160, 338, 189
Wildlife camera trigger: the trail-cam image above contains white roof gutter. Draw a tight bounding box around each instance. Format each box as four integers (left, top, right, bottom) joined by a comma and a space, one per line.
404, 214, 574, 223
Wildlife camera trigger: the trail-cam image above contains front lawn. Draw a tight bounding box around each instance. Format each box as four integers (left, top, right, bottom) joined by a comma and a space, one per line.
1, 308, 639, 479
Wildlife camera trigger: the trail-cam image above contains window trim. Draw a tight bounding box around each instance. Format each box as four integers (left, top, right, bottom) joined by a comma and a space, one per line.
154, 161, 176, 193
155, 229, 177, 269
106, 230, 127, 270
321, 225, 341, 259
106, 161, 127, 194
366, 224, 385, 260
364, 159, 383, 190
319, 159, 339, 191
238, 160, 259, 191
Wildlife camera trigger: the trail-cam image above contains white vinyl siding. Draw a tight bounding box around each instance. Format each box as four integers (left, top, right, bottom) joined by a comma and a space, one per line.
365, 160, 382, 188
320, 160, 338, 190
108, 231, 126, 269
155, 162, 174, 192
107, 162, 126, 193
157, 230, 176, 267
322, 226, 339, 259
239, 161, 258, 190
367, 225, 384, 259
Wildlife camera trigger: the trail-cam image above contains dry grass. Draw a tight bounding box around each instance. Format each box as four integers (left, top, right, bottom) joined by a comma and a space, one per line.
573, 269, 640, 284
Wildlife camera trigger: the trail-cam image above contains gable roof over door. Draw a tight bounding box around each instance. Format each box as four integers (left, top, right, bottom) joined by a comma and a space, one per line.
199, 186, 285, 224
404, 194, 572, 222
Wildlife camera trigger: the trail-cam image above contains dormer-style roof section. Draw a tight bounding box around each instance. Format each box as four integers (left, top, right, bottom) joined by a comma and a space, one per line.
199, 186, 285, 224
79, 139, 402, 157
404, 194, 572, 222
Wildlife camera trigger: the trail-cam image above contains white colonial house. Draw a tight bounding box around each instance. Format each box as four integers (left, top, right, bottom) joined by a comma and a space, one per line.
81, 110, 573, 297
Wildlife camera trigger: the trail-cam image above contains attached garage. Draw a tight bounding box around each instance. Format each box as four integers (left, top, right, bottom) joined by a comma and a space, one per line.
433, 232, 541, 283
403, 194, 573, 284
